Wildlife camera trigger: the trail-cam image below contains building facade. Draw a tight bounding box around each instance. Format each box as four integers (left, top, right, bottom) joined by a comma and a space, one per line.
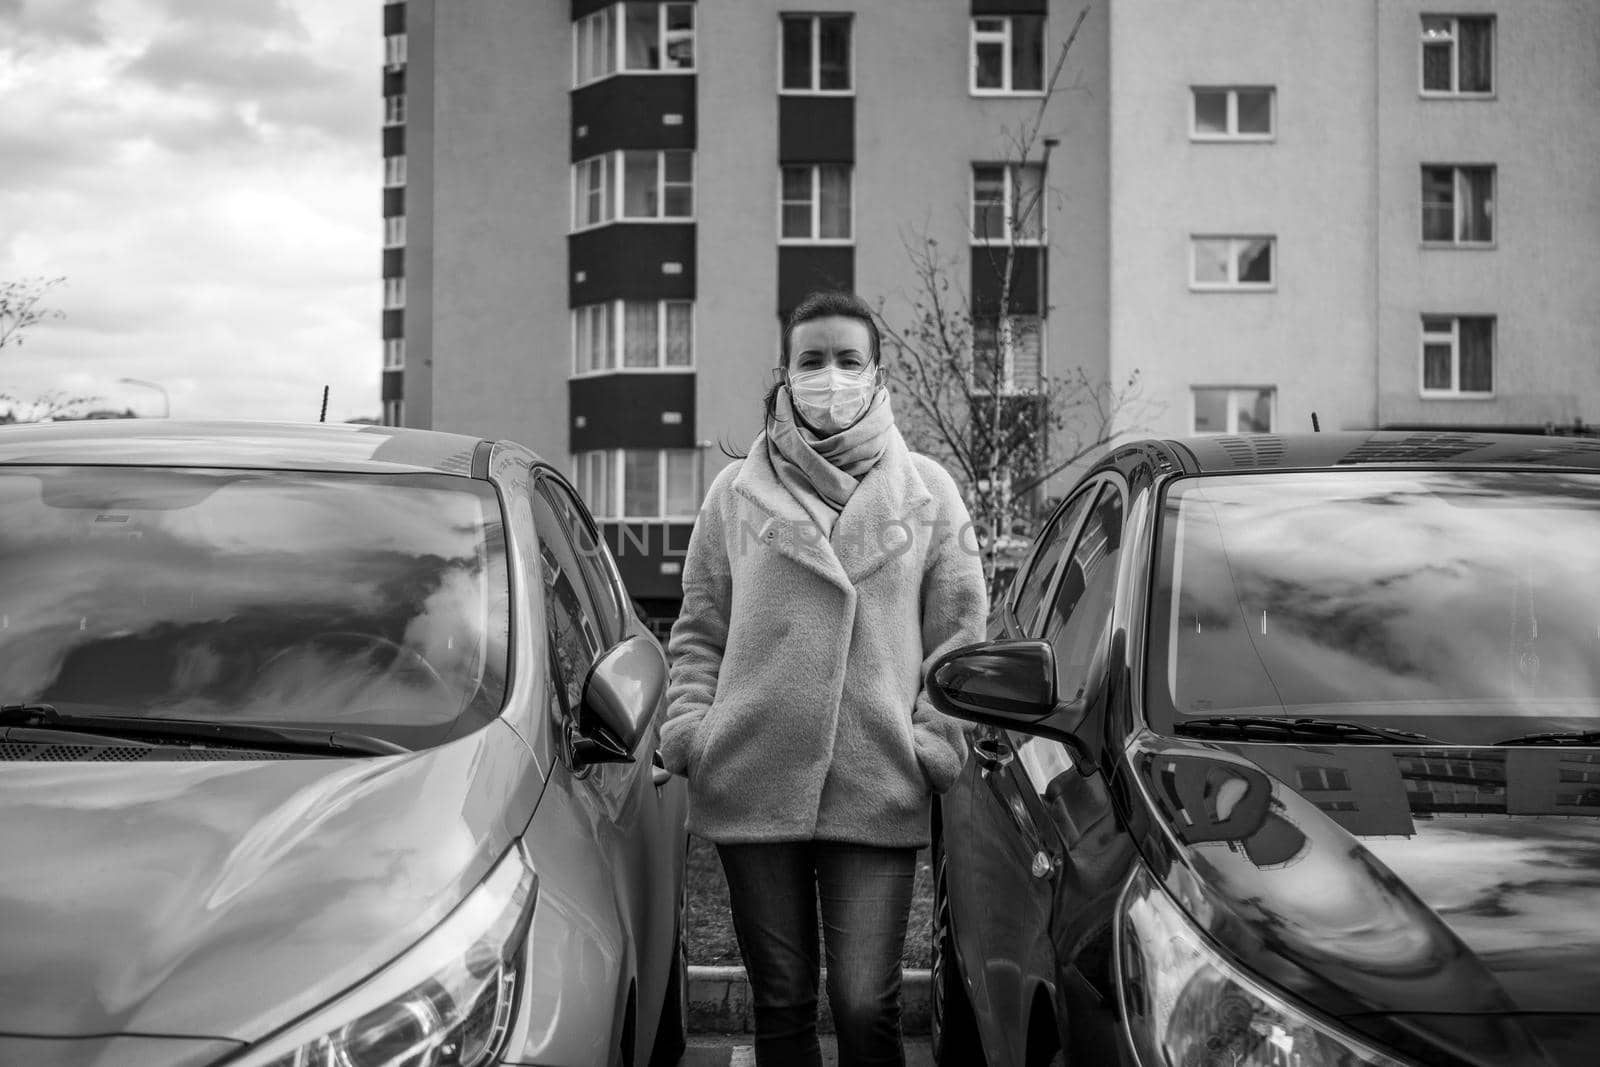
381, 0, 1599, 619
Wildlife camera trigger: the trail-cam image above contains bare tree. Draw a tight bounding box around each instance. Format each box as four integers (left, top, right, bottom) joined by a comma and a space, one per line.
875, 5, 1147, 585
0, 276, 66, 352
0, 277, 96, 422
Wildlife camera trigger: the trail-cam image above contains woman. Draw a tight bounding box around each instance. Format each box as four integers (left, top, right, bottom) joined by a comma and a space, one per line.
659, 290, 988, 1066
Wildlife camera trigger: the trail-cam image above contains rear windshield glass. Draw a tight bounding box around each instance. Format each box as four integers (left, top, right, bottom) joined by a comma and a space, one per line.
0, 466, 509, 749
1149, 470, 1600, 743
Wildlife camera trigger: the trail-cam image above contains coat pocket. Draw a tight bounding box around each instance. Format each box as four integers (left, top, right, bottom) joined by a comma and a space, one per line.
688, 701, 726, 779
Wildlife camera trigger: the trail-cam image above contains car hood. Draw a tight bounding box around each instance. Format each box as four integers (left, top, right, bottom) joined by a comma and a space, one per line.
0, 719, 541, 1043
1129, 735, 1600, 1060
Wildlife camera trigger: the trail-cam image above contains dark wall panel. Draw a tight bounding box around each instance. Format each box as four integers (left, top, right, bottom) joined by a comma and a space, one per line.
383, 187, 405, 218
604, 521, 695, 600
571, 76, 696, 159
569, 373, 696, 452
778, 97, 854, 164
569, 224, 695, 305
383, 68, 406, 97
383, 2, 405, 33
778, 246, 854, 318
970, 245, 1044, 316
382, 309, 404, 339
383, 248, 405, 278
383, 125, 405, 157
972, 0, 1047, 12
381, 369, 404, 402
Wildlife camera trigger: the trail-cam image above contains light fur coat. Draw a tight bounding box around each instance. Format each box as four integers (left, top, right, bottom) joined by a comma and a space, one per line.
659, 426, 988, 847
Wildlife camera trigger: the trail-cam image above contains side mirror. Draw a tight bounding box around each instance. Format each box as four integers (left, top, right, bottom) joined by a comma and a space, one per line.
571, 634, 666, 767
927, 639, 1096, 769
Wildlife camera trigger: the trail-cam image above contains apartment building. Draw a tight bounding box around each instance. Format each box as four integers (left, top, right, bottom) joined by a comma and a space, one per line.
381, 0, 1599, 620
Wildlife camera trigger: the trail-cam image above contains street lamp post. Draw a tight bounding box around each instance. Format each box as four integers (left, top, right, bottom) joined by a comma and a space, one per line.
118, 377, 170, 418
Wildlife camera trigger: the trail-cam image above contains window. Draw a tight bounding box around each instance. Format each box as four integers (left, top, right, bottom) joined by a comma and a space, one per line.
573, 300, 693, 374
1193, 387, 1275, 434
383, 94, 406, 126
1191, 236, 1275, 290
972, 315, 1044, 393
384, 338, 405, 370
1191, 87, 1274, 140
1421, 15, 1493, 95
528, 486, 608, 717
1421, 315, 1494, 396
538, 476, 628, 643
1011, 486, 1097, 633
971, 15, 1044, 94
574, 6, 616, 85
1042, 485, 1124, 697
781, 14, 851, 92
384, 33, 407, 70
573, 151, 692, 230
385, 215, 406, 248
575, 449, 702, 519
382, 398, 404, 426
575, 3, 695, 86
384, 155, 406, 187
972, 163, 1045, 244
1297, 767, 1352, 792
383, 277, 405, 310
1421, 165, 1494, 244
625, 2, 695, 72
780, 164, 852, 242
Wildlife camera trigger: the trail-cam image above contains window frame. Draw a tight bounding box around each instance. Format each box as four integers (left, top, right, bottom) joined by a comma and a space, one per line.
778, 13, 854, 95
1419, 314, 1496, 398
969, 15, 1046, 97
384, 215, 406, 249
778, 163, 854, 244
383, 155, 407, 187
574, 2, 697, 88
382, 398, 404, 426
534, 470, 630, 649
1007, 479, 1100, 635
572, 448, 703, 521
970, 162, 1047, 246
1189, 235, 1277, 291
571, 150, 694, 232
1420, 164, 1496, 247
383, 276, 406, 310
384, 33, 407, 70
571, 299, 695, 376
1189, 86, 1276, 142
1419, 14, 1495, 97
384, 338, 405, 370
383, 94, 406, 127
1190, 386, 1277, 434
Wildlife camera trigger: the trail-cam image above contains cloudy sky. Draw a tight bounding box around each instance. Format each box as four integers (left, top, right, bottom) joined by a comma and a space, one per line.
0, 0, 378, 422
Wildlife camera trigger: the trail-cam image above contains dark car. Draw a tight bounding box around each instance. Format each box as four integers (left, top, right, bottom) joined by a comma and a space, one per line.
0, 420, 688, 1067
926, 431, 1600, 1067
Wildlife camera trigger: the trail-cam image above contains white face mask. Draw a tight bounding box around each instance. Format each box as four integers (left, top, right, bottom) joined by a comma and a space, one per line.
788, 366, 876, 434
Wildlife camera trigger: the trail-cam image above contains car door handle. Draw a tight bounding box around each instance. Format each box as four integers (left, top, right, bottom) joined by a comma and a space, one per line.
651, 750, 673, 788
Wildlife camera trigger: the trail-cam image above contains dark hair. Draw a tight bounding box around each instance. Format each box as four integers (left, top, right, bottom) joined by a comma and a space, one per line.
757, 290, 882, 429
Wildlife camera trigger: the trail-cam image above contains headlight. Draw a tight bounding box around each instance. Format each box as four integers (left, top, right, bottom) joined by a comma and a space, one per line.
228, 843, 537, 1067
1116, 864, 1409, 1067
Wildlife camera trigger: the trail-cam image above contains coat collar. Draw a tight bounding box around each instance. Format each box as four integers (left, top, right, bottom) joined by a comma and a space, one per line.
733, 427, 933, 591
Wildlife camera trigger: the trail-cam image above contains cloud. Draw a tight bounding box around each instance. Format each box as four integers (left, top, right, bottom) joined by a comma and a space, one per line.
0, 0, 383, 423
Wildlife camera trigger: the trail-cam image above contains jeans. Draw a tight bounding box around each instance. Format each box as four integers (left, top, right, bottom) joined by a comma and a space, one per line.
717, 841, 918, 1067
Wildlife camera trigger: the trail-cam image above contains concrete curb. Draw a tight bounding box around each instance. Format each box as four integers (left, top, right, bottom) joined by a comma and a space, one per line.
688, 965, 932, 1035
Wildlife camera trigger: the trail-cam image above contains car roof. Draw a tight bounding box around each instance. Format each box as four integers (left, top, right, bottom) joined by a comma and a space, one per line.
1148, 430, 1600, 475
0, 419, 501, 476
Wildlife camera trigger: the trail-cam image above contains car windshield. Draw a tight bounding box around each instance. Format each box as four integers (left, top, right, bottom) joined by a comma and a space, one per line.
1148, 470, 1600, 744
0, 466, 509, 749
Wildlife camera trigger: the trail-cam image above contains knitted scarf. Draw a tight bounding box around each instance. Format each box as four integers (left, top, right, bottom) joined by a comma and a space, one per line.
764, 385, 895, 536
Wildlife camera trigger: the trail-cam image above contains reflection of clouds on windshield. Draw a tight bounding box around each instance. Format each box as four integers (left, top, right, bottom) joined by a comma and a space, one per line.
0, 470, 504, 728
1172, 474, 1600, 711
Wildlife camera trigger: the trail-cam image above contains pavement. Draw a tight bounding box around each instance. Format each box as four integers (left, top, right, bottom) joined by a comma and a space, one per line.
678, 1034, 933, 1065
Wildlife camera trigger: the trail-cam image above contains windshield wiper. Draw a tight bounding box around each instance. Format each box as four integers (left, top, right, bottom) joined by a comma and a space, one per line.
0, 703, 408, 756
1174, 715, 1443, 746
1493, 730, 1600, 747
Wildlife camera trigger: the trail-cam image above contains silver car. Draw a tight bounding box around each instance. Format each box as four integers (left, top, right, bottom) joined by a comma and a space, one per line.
0, 419, 689, 1067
